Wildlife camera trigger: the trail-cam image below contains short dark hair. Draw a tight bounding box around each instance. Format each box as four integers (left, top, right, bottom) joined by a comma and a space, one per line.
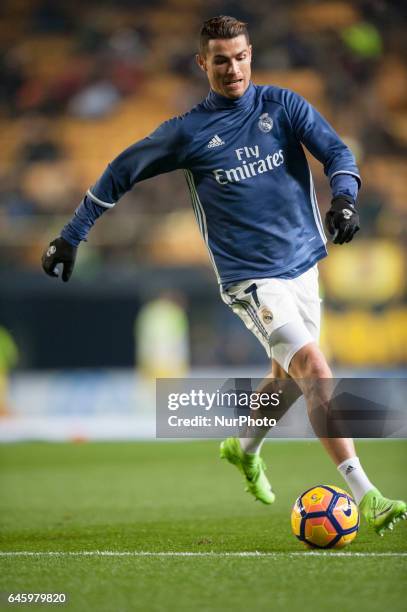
199, 15, 249, 55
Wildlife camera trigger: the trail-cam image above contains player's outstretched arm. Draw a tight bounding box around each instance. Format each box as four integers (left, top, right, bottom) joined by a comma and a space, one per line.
41, 117, 186, 281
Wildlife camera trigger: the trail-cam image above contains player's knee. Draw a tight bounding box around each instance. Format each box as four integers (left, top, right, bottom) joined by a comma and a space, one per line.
289, 344, 332, 379
305, 355, 331, 379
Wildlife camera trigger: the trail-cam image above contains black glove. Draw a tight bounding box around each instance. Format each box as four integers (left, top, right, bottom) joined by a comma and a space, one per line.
325, 196, 360, 244
41, 237, 77, 282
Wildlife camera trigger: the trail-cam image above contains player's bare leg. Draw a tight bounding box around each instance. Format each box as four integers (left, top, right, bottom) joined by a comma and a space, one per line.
289, 342, 407, 534
220, 359, 302, 504
288, 344, 355, 464
239, 359, 302, 454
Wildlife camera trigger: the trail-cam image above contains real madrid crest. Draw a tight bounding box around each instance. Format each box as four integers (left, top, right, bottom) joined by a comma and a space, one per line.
260, 306, 273, 325
258, 113, 273, 133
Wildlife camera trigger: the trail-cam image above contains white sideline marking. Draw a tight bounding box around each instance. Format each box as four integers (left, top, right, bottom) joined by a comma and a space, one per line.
1, 551, 406, 558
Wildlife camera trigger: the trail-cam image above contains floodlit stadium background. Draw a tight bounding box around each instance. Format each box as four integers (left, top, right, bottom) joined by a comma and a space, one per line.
0, 0, 406, 439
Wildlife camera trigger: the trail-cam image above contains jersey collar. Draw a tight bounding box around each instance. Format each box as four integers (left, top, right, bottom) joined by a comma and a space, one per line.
204, 82, 256, 111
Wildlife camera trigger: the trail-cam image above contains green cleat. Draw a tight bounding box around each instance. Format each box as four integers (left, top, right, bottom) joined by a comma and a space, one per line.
359, 488, 407, 536
220, 437, 275, 505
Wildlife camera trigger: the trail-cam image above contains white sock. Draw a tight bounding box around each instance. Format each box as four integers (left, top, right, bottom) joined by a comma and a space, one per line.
337, 456, 375, 505
239, 437, 265, 455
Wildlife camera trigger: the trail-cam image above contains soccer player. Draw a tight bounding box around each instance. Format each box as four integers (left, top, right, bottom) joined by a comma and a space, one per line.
42, 16, 406, 535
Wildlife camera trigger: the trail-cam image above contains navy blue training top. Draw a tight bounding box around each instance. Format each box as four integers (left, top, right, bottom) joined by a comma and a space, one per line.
62, 82, 361, 285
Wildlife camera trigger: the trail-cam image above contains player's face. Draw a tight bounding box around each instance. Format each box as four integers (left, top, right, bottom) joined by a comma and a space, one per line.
197, 35, 252, 99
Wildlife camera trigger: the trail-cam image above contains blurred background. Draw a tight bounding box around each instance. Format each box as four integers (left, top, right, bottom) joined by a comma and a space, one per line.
0, 0, 406, 439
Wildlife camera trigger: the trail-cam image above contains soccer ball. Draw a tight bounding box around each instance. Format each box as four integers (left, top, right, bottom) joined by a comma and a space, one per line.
291, 485, 359, 549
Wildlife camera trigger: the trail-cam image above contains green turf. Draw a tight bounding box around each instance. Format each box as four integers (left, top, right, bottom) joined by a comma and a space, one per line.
0, 440, 406, 611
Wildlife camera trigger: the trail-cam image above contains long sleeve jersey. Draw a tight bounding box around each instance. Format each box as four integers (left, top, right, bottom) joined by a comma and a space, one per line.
62, 82, 361, 286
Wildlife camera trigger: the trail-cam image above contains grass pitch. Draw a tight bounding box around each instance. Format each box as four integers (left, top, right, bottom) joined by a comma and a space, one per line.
0, 440, 406, 611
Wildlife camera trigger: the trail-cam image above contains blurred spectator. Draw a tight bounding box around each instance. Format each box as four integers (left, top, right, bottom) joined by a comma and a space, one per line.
108, 28, 148, 62
0, 185, 38, 220
21, 160, 82, 213
15, 115, 64, 165
0, 46, 29, 116
0, 326, 19, 416
45, 56, 95, 114
135, 292, 190, 378
341, 22, 383, 59
68, 78, 121, 118
30, 0, 73, 34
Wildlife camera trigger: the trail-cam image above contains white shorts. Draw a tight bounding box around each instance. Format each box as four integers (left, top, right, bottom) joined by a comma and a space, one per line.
221, 265, 321, 373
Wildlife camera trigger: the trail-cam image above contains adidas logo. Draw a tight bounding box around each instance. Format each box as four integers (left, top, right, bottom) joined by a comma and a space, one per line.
208, 135, 225, 148
346, 465, 356, 475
